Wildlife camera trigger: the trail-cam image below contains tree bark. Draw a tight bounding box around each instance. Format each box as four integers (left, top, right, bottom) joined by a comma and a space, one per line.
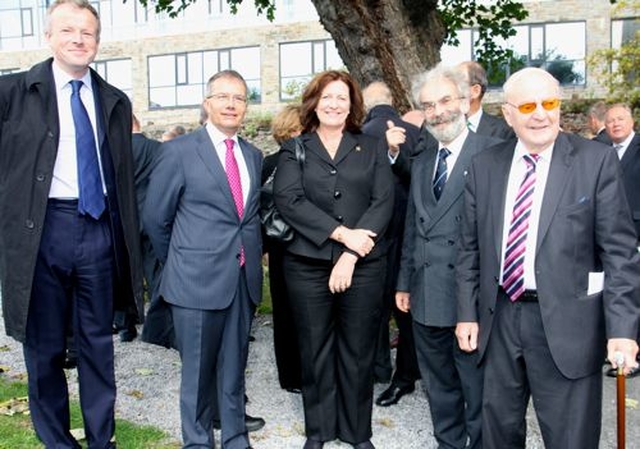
310, 0, 445, 113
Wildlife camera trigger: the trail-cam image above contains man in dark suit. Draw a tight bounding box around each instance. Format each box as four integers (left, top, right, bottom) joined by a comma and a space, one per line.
589, 100, 613, 145
456, 67, 640, 448
361, 81, 421, 406
458, 61, 516, 140
604, 102, 640, 378
393, 64, 498, 449
144, 70, 262, 449
0, 1, 143, 447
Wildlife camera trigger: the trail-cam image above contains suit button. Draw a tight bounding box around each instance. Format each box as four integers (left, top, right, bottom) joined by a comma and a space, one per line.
424, 261, 430, 267
36, 173, 45, 182
47, 131, 54, 138
336, 215, 344, 222
447, 264, 454, 269
25, 219, 35, 229
419, 217, 425, 223
455, 215, 461, 222
425, 237, 430, 242
330, 169, 337, 175
489, 307, 495, 314
334, 191, 342, 199
447, 240, 455, 246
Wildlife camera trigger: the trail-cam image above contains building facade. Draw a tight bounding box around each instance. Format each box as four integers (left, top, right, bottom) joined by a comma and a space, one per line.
0, 0, 636, 129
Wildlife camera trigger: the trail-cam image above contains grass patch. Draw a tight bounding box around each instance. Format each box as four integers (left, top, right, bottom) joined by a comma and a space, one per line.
0, 376, 180, 449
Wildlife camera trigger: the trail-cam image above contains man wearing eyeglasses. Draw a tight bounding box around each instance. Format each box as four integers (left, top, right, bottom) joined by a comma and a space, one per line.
144, 70, 263, 449
455, 67, 640, 448
391, 63, 501, 449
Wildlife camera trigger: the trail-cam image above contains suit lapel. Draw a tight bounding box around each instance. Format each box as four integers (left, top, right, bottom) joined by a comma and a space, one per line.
619, 135, 640, 172
490, 142, 516, 260
413, 144, 438, 226
332, 132, 359, 165
536, 133, 573, 254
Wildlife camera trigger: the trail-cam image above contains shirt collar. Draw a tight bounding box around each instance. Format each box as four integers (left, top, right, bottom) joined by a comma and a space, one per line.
206, 122, 239, 148
514, 139, 554, 164
51, 61, 93, 94
466, 109, 482, 132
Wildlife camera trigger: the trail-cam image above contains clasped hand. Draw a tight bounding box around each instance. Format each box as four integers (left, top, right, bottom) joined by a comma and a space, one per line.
342, 228, 376, 257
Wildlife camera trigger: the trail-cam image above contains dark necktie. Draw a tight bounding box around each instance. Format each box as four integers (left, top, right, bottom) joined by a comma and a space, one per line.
502, 154, 539, 301
70, 80, 104, 219
225, 138, 245, 266
433, 147, 451, 200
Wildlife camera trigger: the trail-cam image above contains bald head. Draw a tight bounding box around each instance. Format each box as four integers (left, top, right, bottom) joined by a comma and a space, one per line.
362, 81, 393, 111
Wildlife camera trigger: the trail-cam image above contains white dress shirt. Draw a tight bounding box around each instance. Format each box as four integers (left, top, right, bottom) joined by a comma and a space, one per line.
614, 131, 635, 160
433, 127, 468, 181
49, 62, 106, 198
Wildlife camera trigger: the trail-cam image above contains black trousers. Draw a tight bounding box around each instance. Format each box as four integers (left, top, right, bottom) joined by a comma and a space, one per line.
284, 253, 385, 445
268, 241, 302, 390
482, 290, 602, 449
24, 199, 116, 449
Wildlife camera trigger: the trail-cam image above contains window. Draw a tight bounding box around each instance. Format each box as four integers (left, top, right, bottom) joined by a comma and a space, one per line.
441, 21, 587, 87
148, 46, 261, 109
279, 39, 344, 100
92, 58, 133, 99
0, 5, 34, 50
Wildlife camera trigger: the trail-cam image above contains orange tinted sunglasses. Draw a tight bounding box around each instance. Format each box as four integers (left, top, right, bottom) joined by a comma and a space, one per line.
507, 98, 561, 114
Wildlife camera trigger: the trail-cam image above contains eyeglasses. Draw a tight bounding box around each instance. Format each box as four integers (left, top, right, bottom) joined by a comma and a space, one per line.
506, 98, 561, 114
206, 93, 247, 104
419, 96, 465, 114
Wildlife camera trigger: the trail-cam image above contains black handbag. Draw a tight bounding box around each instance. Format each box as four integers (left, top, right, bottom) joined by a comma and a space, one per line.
260, 137, 305, 242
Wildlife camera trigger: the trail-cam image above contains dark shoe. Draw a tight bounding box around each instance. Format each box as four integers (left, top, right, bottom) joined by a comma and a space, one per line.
286, 388, 302, 394
353, 441, 375, 449
303, 439, 324, 449
119, 327, 137, 342
606, 364, 640, 378
375, 383, 415, 407
63, 354, 78, 370
212, 414, 265, 432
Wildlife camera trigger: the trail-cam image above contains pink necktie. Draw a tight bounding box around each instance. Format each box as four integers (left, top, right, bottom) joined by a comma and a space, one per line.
502, 154, 539, 301
224, 138, 245, 266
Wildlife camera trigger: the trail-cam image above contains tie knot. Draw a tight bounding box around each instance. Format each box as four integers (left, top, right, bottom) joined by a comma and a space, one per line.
224, 138, 235, 152
523, 153, 538, 168
70, 79, 83, 94
440, 147, 451, 159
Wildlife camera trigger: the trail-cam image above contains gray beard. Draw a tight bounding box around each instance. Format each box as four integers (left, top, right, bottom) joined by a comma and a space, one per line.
427, 114, 467, 144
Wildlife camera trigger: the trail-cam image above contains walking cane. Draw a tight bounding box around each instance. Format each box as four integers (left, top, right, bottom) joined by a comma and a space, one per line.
615, 352, 625, 449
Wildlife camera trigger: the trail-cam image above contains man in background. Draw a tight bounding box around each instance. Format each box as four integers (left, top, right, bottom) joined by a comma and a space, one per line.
361, 81, 422, 407
603, 102, 640, 379
589, 100, 613, 144
457, 60, 515, 140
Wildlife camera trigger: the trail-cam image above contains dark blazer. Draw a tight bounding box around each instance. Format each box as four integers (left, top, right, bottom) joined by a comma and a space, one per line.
619, 133, 640, 240
397, 132, 501, 327
476, 111, 515, 141
0, 58, 143, 342
131, 132, 161, 224
456, 132, 640, 379
593, 128, 613, 145
273, 131, 394, 262
144, 126, 263, 309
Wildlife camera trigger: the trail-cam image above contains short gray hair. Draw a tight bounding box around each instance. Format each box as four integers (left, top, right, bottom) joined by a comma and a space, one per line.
412, 63, 470, 106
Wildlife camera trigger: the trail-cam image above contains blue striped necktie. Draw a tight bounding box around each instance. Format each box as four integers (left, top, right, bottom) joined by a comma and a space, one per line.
70, 80, 104, 219
433, 147, 451, 201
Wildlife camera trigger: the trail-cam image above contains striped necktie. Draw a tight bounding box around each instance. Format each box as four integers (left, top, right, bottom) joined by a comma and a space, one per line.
433, 147, 451, 201
502, 154, 539, 301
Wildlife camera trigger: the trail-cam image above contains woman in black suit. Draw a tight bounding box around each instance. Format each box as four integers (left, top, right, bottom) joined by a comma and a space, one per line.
274, 71, 394, 449
263, 104, 303, 393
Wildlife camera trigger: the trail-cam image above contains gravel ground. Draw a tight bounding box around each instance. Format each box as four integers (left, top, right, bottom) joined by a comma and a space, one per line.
0, 308, 638, 448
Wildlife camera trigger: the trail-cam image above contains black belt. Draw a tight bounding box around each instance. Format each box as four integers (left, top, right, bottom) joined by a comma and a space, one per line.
500, 287, 538, 302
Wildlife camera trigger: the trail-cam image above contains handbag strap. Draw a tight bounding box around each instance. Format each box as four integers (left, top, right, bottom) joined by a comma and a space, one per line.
294, 136, 305, 171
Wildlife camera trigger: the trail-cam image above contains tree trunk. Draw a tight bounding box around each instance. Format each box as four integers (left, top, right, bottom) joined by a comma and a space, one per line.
310, 0, 445, 113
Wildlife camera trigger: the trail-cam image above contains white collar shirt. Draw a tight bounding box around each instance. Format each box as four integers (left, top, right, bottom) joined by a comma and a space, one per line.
206, 122, 250, 205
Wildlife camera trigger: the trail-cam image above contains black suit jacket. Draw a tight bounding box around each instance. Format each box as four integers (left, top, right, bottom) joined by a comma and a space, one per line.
476, 111, 515, 141
457, 132, 640, 379
619, 133, 640, 240
274, 131, 394, 263
592, 128, 613, 145
0, 58, 143, 342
